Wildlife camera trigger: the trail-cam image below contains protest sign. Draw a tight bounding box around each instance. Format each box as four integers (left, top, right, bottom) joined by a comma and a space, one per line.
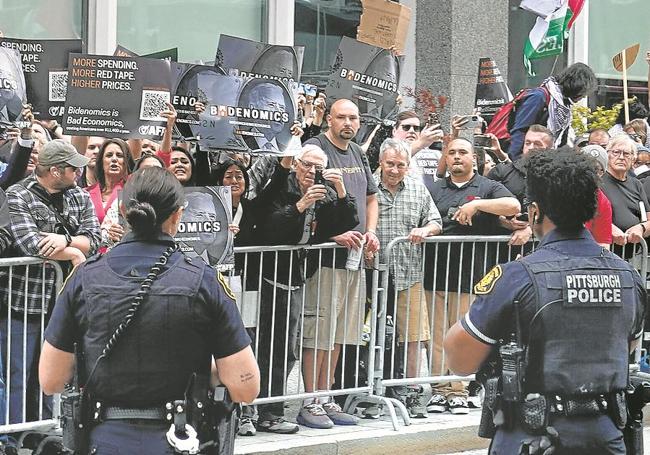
170, 62, 226, 140
0, 38, 82, 120
175, 186, 234, 271
326, 37, 402, 142
612, 43, 641, 124
216, 34, 304, 84
0, 46, 26, 127
474, 57, 512, 123
114, 45, 178, 62
193, 72, 301, 155
357, 0, 412, 55
62, 53, 172, 140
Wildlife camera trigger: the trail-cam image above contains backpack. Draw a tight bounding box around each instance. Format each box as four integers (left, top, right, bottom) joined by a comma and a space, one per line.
486, 87, 550, 141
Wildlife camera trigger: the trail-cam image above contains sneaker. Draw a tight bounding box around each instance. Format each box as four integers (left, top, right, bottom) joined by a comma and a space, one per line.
405, 386, 427, 418
321, 401, 359, 425
256, 417, 300, 434
426, 393, 448, 413
448, 396, 470, 415
238, 417, 257, 436
296, 403, 334, 429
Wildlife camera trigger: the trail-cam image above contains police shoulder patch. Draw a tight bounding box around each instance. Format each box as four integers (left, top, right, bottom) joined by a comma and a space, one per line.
217, 271, 236, 301
474, 265, 503, 295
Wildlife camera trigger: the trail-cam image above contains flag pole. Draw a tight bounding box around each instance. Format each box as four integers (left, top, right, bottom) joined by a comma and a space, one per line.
623, 50, 630, 124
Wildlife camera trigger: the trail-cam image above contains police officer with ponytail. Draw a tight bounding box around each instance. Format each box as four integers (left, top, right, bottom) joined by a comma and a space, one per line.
444, 149, 646, 454
39, 167, 259, 454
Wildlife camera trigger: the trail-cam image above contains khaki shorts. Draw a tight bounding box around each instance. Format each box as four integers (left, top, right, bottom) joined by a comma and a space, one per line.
395, 282, 431, 343
302, 267, 365, 350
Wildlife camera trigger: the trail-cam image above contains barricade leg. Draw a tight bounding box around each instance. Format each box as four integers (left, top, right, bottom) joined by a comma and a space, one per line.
256, 282, 301, 421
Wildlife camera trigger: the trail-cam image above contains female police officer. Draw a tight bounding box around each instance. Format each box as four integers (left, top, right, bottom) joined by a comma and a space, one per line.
444, 150, 646, 454
38, 167, 259, 454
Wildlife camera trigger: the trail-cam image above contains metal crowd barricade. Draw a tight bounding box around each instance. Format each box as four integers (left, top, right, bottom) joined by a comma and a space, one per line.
376, 235, 532, 425
228, 242, 403, 429
0, 257, 64, 438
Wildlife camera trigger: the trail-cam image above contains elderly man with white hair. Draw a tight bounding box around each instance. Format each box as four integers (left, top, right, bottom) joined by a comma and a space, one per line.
373, 137, 442, 418
601, 134, 650, 248
251, 144, 358, 434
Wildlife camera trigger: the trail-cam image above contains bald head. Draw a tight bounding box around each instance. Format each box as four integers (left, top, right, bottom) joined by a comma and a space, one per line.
327, 99, 360, 145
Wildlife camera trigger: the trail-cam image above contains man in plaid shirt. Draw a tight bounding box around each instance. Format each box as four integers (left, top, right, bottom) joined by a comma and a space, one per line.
372, 137, 442, 418
0, 139, 99, 425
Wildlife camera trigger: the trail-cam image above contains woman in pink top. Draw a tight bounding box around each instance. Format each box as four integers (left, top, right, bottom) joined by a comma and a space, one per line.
85, 138, 134, 224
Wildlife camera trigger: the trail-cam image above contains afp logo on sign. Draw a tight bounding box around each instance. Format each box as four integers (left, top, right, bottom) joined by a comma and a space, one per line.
138, 125, 166, 136
49, 106, 65, 117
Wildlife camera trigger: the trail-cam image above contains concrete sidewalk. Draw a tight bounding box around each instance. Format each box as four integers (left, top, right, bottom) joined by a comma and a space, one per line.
235, 408, 489, 455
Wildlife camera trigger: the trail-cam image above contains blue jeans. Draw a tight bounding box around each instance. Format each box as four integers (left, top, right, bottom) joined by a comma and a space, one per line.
0, 315, 43, 424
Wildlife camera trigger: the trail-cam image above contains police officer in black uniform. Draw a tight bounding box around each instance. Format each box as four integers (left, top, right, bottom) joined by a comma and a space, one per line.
39, 167, 259, 454
443, 150, 646, 454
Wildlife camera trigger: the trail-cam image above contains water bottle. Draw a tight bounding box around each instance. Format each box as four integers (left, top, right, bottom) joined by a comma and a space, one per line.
345, 237, 366, 271
385, 315, 394, 351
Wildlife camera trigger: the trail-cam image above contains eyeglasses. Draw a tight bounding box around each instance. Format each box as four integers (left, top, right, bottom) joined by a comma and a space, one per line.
399, 124, 422, 133
608, 149, 634, 159
297, 158, 325, 171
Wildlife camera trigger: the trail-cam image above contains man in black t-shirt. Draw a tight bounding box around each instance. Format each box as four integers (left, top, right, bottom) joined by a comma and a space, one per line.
487, 124, 553, 246
601, 135, 650, 248
299, 99, 379, 428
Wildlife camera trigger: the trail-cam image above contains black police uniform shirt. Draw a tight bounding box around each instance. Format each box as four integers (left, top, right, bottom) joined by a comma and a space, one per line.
462, 228, 645, 392
601, 171, 650, 231
44, 232, 251, 407
423, 173, 515, 293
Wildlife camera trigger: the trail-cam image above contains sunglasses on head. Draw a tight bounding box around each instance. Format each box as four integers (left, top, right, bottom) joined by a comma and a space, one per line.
399, 124, 422, 133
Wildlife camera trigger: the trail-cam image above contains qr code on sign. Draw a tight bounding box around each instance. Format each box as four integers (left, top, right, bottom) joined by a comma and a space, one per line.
49, 71, 68, 102
139, 90, 170, 122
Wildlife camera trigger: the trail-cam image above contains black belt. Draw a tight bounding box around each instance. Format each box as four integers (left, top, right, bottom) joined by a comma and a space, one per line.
102, 406, 169, 421
548, 394, 609, 417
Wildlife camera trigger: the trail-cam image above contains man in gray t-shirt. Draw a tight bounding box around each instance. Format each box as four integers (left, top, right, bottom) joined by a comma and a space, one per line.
297, 99, 379, 428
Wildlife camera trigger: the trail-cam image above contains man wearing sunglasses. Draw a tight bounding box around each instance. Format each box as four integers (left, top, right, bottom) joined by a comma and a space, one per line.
392, 111, 444, 181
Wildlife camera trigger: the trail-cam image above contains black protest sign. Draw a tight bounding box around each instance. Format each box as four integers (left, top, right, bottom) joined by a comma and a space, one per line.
0, 46, 26, 126
326, 37, 402, 122
216, 34, 304, 84
114, 45, 178, 62
193, 73, 301, 155
62, 53, 173, 140
175, 186, 234, 271
474, 57, 512, 122
145, 48, 178, 62
0, 38, 82, 120
170, 62, 226, 140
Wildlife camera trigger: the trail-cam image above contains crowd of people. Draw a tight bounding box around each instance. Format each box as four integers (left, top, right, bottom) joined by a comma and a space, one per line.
0, 55, 650, 453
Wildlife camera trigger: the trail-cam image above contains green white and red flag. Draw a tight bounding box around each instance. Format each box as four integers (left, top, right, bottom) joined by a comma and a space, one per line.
523, 0, 585, 76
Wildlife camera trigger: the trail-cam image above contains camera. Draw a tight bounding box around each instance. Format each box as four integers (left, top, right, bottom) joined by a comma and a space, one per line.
473, 134, 492, 149
427, 112, 440, 127
459, 114, 482, 130
314, 169, 326, 185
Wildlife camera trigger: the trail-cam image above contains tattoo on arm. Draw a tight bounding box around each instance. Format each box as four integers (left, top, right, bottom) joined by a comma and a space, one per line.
240, 372, 255, 383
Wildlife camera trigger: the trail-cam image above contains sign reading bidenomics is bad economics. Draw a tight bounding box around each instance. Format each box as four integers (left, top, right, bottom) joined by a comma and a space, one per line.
0, 38, 82, 120
326, 36, 402, 121
62, 54, 172, 140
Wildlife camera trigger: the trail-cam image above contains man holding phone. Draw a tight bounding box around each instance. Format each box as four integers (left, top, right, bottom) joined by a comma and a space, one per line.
391, 111, 444, 180
487, 124, 554, 245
